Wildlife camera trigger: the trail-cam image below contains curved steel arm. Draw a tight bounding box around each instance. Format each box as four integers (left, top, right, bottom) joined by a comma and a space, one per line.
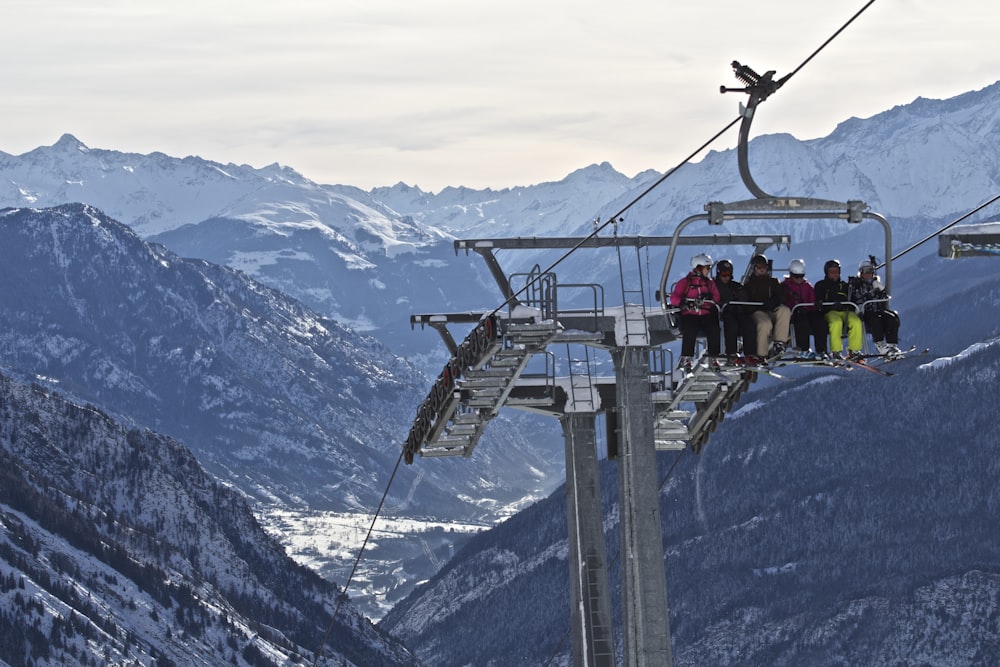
737, 103, 772, 199
721, 61, 782, 199
658, 213, 709, 310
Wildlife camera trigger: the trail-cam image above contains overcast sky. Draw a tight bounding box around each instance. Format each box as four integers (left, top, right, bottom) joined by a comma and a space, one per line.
4, 1, 998, 192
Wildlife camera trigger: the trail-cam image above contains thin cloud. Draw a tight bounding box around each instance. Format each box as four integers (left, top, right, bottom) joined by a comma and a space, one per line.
3, 1, 999, 191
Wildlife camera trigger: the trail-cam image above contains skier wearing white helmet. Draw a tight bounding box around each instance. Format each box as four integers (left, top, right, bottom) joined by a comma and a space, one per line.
781, 259, 828, 359
849, 257, 902, 356
669, 253, 721, 368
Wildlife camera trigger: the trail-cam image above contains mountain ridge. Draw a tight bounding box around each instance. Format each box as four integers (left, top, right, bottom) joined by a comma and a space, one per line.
0, 203, 558, 519
3, 81, 998, 361
0, 202, 564, 620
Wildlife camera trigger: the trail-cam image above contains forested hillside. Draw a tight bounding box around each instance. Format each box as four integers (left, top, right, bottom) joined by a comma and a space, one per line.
0, 372, 418, 665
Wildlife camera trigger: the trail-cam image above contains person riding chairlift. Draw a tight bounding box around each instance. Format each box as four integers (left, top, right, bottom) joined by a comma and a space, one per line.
814, 259, 863, 360
742, 254, 791, 359
781, 258, 828, 360
669, 253, 721, 369
849, 258, 902, 357
714, 259, 756, 363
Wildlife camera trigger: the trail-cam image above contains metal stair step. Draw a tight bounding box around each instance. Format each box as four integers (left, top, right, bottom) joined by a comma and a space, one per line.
653, 438, 688, 451
655, 409, 693, 420
465, 368, 516, 379
459, 377, 509, 390
654, 418, 689, 433
676, 390, 713, 402
423, 435, 472, 450
451, 412, 485, 425
467, 386, 504, 399
506, 396, 557, 407
445, 422, 482, 436
419, 447, 466, 458
490, 351, 529, 366
466, 397, 502, 408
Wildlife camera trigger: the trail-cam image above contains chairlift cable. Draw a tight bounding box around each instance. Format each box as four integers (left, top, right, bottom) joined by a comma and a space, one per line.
775, 0, 878, 89
659, 448, 687, 492
312, 449, 406, 666
487, 115, 743, 319
884, 193, 1000, 268
488, 2, 880, 319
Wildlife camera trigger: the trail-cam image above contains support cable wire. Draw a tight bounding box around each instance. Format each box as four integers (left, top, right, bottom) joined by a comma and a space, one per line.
659, 448, 688, 492
312, 449, 406, 667
488, 115, 742, 319
537, 3, 880, 660
774, 0, 877, 90
883, 193, 1000, 268
487, 0, 880, 320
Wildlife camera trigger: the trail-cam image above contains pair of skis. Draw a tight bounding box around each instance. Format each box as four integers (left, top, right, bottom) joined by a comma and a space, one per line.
730, 351, 796, 380
681, 354, 782, 381
744, 345, 927, 379
835, 356, 896, 376
772, 353, 896, 376
852, 345, 923, 364
839, 345, 928, 375
689, 346, 926, 381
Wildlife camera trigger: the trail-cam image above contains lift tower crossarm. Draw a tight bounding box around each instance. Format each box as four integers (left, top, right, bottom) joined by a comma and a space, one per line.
411, 312, 488, 356
455, 235, 779, 250
456, 235, 778, 302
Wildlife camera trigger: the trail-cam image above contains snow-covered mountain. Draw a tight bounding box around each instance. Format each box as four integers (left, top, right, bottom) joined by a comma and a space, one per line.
0, 77, 998, 659
0, 369, 417, 666
0, 135, 458, 359
0, 133, 428, 244
0, 203, 562, 619
2, 82, 998, 364
372, 82, 1000, 241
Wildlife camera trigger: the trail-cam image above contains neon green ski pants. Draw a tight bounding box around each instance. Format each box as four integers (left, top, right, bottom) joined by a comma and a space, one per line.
824, 310, 863, 353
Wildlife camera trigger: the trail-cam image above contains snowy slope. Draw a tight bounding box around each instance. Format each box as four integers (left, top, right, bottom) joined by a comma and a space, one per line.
0, 370, 418, 666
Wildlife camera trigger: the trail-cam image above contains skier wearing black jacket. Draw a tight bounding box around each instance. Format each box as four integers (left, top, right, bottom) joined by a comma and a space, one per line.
814, 259, 863, 359
850, 257, 902, 356
742, 254, 790, 357
714, 259, 756, 359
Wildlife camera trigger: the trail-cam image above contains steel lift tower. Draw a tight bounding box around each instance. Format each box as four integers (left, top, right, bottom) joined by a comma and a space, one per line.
406, 234, 782, 667
402, 61, 896, 666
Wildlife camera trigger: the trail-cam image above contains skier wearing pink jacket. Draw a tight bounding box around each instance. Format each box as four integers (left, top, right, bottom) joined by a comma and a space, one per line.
669, 253, 721, 367
781, 258, 828, 358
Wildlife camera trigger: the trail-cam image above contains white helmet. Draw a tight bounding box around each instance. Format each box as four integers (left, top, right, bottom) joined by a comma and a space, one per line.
691, 253, 713, 270
788, 258, 806, 276
858, 259, 876, 274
